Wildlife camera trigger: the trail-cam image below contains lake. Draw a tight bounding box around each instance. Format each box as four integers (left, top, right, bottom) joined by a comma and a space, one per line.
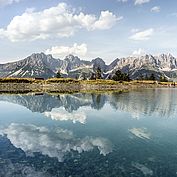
0, 88, 177, 177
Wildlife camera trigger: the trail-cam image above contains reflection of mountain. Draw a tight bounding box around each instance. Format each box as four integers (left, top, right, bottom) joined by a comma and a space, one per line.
108, 89, 177, 118
0, 93, 106, 113
0, 94, 60, 113
0, 89, 177, 118
1, 123, 112, 162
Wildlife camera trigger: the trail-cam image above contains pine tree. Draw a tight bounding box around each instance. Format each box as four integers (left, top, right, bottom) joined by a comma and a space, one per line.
149, 73, 155, 81
95, 67, 102, 79
56, 70, 61, 78
160, 75, 168, 82
112, 70, 130, 81
139, 74, 144, 80
90, 73, 96, 80
145, 74, 149, 80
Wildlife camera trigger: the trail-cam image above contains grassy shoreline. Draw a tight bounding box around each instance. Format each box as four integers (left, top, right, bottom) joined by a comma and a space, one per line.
0, 78, 176, 94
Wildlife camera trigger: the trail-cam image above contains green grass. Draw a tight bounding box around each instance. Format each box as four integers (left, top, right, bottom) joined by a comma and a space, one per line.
79, 79, 121, 85
0, 77, 176, 86
46, 78, 79, 83
0, 78, 35, 83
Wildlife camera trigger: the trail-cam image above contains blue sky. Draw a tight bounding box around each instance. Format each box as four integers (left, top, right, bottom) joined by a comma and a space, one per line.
0, 0, 177, 63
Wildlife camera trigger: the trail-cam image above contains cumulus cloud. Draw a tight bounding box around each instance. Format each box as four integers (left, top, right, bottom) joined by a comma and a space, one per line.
134, 0, 151, 5
151, 6, 160, 13
44, 108, 87, 124
0, 2, 121, 42
45, 43, 87, 58
130, 28, 154, 41
1, 123, 112, 162
0, 0, 20, 6
132, 48, 146, 56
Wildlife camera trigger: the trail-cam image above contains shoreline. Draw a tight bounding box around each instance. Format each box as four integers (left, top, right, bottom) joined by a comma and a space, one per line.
0, 78, 175, 94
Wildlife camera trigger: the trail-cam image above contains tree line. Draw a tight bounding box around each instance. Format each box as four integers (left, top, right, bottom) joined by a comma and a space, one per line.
56, 67, 168, 82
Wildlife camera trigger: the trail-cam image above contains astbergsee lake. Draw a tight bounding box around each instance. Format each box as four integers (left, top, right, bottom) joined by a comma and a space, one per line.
0, 88, 177, 177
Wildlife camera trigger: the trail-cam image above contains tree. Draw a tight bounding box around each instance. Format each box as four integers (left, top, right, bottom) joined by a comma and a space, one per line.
82, 72, 87, 80
160, 75, 168, 82
139, 74, 144, 80
145, 74, 149, 80
90, 73, 96, 80
112, 70, 130, 81
95, 67, 102, 79
56, 70, 61, 78
149, 73, 155, 81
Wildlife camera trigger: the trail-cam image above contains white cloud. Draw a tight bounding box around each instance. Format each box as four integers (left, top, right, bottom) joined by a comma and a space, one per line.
0, 3, 121, 42
130, 28, 154, 41
132, 48, 146, 56
151, 6, 160, 13
134, 0, 151, 5
91, 11, 123, 30
45, 43, 88, 58
0, 0, 20, 6
118, 0, 151, 5
117, 0, 128, 3
1, 123, 112, 162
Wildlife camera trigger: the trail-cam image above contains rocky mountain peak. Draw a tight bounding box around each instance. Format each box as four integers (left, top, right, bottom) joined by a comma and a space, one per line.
64, 54, 80, 62
0, 52, 177, 80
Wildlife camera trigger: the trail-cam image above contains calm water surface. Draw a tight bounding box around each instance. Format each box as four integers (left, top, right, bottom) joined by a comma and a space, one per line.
0, 88, 177, 177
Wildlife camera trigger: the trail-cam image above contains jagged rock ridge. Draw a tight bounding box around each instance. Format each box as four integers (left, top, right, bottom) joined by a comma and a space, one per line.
0, 53, 177, 80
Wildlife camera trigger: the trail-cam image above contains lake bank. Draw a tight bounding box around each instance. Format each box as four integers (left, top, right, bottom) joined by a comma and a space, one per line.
0, 78, 175, 94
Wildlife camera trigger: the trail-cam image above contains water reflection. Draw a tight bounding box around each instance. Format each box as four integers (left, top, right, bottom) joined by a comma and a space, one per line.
0, 89, 177, 119
0, 89, 177, 176
129, 128, 151, 140
44, 109, 86, 124
0, 123, 112, 162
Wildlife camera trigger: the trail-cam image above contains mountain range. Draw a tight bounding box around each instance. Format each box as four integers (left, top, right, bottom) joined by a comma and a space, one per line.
0, 53, 177, 80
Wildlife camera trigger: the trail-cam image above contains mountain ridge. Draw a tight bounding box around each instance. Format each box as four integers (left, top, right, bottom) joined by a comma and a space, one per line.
0, 52, 177, 80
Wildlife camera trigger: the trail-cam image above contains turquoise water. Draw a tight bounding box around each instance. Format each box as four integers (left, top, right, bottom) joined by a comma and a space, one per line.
0, 89, 177, 176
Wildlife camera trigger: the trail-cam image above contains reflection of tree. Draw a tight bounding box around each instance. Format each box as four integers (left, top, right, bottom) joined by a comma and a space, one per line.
108, 92, 121, 110
91, 94, 105, 110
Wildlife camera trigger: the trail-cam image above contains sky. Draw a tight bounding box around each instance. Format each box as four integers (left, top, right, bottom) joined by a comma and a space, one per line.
0, 0, 177, 64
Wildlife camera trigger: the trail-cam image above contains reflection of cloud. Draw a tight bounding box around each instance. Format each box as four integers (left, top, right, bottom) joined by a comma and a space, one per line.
1, 123, 112, 162
132, 162, 153, 176
129, 128, 151, 140
44, 108, 86, 124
